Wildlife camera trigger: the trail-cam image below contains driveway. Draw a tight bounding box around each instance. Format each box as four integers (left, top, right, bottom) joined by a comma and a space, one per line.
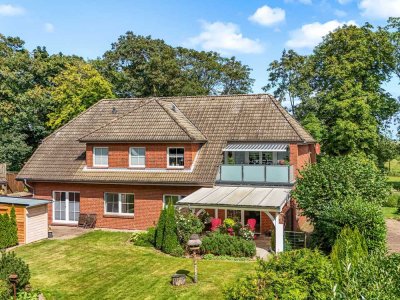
386, 219, 400, 253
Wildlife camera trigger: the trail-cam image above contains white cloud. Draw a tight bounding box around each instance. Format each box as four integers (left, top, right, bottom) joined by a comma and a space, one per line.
44, 23, 55, 33
359, 0, 400, 19
0, 4, 25, 16
249, 5, 285, 27
189, 21, 264, 54
338, 0, 352, 4
286, 20, 356, 49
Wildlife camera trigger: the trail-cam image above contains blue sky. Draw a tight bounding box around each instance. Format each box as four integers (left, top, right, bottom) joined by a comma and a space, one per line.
0, 0, 399, 94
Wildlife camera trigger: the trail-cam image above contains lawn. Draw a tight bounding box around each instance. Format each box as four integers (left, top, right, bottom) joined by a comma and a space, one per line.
383, 207, 400, 220
13, 231, 255, 300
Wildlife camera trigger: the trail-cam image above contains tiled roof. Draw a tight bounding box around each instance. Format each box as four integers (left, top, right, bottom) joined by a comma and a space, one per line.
79, 99, 207, 142
17, 94, 315, 186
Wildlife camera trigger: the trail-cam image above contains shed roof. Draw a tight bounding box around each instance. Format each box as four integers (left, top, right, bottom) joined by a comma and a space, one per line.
0, 196, 50, 207
177, 186, 291, 211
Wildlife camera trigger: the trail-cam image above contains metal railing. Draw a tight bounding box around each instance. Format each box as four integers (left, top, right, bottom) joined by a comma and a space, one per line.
216, 164, 295, 185
284, 231, 307, 250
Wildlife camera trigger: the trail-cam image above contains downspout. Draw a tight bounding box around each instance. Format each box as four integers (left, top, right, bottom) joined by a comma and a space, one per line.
23, 179, 35, 197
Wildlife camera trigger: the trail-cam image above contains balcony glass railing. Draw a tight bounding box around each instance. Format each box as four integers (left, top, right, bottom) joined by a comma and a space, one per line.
217, 164, 295, 184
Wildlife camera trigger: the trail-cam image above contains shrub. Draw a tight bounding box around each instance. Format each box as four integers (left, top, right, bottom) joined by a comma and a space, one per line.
384, 193, 400, 207
176, 211, 204, 246
0, 207, 18, 249
0, 251, 30, 291
314, 197, 386, 252
0, 280, 9, 300
155, 208, 167, 250
334, 253, 400, 299
225, 249, 335, 300
293, 155, 390, 219
130, 228, 155, 247
330, 227, 368, 284
238, 226, 254, 241
200, 233, 256, 257
162, 203, 181, 255
223, 218, 235, 228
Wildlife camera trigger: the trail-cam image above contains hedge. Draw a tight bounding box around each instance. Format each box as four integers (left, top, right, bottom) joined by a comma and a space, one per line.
200, 233, 256, 257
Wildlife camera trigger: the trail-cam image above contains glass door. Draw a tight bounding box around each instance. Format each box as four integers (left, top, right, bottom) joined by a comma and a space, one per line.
54, 191, 80, 222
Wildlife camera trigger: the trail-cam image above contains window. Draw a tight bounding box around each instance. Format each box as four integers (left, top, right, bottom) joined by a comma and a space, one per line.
277, 151, 289, 162
104, 193, 134, 215
130, 147, 146, 167
163, 195, 184, 208
93, 147, 108, 167
168, 148, 184, 168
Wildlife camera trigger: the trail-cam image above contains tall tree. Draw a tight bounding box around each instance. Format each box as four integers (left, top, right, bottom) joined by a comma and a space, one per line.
95, 32, 254, 97
265, 22, 400, 156
46, 62, 114, 130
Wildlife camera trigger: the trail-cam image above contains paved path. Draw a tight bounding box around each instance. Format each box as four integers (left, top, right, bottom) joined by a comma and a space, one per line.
387, 219, 400, 253
51, 225, 91, 240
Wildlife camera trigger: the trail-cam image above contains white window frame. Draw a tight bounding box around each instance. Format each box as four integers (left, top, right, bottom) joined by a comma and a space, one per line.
167, 147, 185, 169
52, 191, 80, 224
129, 147, 146, 168
104, 192, 135, 216
163, 194, 184, 208
93, 147, 109, 167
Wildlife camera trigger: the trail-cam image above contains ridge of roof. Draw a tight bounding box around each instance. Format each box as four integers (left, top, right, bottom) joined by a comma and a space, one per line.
270, 97, 315, 143
155, 99, 207, 142
78, 99, 153, 142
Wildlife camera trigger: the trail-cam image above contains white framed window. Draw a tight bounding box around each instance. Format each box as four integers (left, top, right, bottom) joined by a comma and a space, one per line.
163, 195, 185, 208
104, 193, 134, 215
167, 147, 184, 168
129, 147, 146, 167
93, 147, 109, 167
53, 191, 80, 223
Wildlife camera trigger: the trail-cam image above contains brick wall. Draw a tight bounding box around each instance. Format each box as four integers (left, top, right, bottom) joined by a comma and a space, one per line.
289, 143, 318, 176
32, 182, 199, 230
86, 143, 200, 169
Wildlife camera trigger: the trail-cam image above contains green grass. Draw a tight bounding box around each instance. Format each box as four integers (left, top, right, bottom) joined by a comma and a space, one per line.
385, 159, 400, 177
13, 231, 255, 300
382, 207, 400, 220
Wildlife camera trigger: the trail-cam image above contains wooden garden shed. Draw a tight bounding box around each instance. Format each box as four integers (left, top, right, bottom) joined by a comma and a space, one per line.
0, 196, 50, 244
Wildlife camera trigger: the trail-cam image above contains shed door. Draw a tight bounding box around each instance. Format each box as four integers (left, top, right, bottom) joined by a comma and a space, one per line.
26, 205, 48, 244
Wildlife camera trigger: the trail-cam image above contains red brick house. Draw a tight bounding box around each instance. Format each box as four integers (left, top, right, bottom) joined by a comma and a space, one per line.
17, 94, 318, 252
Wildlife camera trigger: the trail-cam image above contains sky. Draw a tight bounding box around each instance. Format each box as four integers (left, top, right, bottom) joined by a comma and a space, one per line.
0, 0, 399, 95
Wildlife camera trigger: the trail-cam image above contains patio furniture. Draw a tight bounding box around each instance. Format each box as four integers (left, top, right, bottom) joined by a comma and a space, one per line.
210, 218, 221, 231
247, 218, 257, 232
85, 214, 97, 229
78, 213, 88, 228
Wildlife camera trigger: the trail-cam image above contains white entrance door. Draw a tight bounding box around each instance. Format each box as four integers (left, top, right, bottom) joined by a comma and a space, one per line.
53, 191, 80, 223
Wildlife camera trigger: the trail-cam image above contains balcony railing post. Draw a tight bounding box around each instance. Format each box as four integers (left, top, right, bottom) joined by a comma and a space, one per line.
288, 165, 290, 183
264, 165, 267, 183
241, 165, 244, 182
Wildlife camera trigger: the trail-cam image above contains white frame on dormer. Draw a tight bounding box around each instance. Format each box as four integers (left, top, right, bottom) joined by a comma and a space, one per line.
167, 147, 185, 169
93, 147, 109, 167
129, 147, 146, 168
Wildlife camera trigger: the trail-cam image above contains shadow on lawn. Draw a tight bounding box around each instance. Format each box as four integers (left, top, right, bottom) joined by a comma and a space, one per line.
175, 269, 194, 283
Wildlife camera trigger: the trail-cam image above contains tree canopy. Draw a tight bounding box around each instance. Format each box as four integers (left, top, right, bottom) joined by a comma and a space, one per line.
265, 20, 400, 157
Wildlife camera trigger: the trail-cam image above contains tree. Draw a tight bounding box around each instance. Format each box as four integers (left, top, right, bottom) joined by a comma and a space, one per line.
265, 22, 400, 156
154, 208, 167, 250
9, 206, 18, 246
96, 32, 254, 97
263, 49, 308, 116
292, 156, 390, 251
46, 62, 114, 129
162, 202, 181, 255
375, 135, 399, 170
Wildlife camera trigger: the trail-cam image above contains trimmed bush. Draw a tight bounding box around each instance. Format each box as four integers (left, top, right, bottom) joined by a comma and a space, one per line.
0, 207, 18, 249
162, 203, 181, 255
0, 280, 9, 300
0, 251, 30, 292
200, 233, 256, 257
225, 249, 335, 300
155, 209, 167, 250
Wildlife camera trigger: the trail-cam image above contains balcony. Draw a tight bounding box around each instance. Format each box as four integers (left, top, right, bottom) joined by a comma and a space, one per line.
216, 164, 295, 185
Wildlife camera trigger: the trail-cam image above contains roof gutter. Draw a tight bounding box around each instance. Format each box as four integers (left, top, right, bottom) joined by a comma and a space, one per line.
23, 179, 35, 196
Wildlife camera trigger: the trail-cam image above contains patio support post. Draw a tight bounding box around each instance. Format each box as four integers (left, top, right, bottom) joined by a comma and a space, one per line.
265, 211, 284, 253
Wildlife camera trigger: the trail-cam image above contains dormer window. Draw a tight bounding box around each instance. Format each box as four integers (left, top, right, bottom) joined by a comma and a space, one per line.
93, 147, 108, 167
168, 147, 184, 168
130, 147, 146, 167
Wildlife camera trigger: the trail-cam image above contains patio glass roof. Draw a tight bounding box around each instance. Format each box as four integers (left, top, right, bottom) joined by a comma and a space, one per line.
177, 186, 291, 211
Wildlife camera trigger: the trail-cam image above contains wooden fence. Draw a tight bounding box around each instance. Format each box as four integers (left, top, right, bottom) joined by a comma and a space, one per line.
6, 173, 25, 194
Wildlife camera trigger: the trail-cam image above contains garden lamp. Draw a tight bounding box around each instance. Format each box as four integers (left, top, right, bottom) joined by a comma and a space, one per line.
187, 234, 202, 283
9, 274, 18, 300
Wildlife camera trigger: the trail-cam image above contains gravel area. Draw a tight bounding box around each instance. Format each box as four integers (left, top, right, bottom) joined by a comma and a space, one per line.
386, 219, 400, 253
